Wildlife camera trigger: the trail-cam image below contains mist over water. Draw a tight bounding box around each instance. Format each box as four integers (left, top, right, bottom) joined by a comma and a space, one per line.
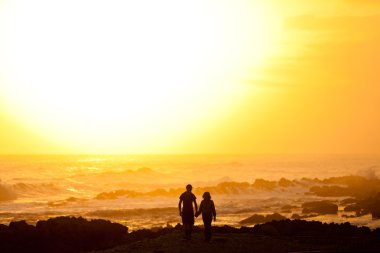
0, 154, 379, 230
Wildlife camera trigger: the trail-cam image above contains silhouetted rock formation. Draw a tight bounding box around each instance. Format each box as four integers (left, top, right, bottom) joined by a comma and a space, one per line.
86, 207, 177, 218
0, 216, 128, 253
291, 213, 318, 219
309, 176, 380, 198
240, 213, 286, 225
1, 217, 380, 253
344, 204, 361, 212
94, 220, 380, 253
337, 192, 380, 218
281, 204, 298, 212
310, 185, 350, 197
357, 193, 380, 218
92, 175, 380, 201
252, 219, 372, 237
302, 201, 338, 214
341, 197, 357, 205
99, 220, 380, 253
94, 177, 297, 200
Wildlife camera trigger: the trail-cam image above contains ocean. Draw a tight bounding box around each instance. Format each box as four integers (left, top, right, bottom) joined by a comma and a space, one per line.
0, 154, 379, 230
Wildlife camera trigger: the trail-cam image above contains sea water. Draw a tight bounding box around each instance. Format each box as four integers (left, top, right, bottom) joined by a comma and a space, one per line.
0, 154, 379, 230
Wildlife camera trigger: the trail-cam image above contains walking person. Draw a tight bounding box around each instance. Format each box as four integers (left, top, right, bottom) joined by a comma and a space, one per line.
178, 184, 198, 240
196, 191, 216, 242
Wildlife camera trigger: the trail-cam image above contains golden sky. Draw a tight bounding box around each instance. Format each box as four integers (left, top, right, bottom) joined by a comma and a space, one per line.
0, 0, 379, 154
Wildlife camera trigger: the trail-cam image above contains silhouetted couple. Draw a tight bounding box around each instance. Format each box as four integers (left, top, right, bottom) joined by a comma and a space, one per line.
178, 184, 216, 241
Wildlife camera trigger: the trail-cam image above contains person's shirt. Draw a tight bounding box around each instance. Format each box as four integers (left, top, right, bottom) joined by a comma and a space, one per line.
199, 199, 216, 218
180, 192, 196, 213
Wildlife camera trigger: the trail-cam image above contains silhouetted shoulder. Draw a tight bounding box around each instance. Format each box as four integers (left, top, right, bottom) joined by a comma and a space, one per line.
179, 192, 196, 201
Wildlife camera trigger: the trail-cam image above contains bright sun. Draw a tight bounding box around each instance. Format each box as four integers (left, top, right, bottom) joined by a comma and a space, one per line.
0, 0, 280, 153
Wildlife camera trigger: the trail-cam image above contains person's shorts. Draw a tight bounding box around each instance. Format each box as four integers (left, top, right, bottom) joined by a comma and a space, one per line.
182, 211, 194, 225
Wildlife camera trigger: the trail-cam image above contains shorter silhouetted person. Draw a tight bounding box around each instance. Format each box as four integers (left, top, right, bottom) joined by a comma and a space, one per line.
178, 184, 198, 240
196, 191, 216, 242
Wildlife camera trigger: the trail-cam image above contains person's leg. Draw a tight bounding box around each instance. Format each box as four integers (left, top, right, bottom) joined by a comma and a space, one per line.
208, 219, 212, 241
206, 220, 211, 241
203, 217, 212, 241
185, 224, 192, 240
202, 217, 206, 240
183, 223, 188, 239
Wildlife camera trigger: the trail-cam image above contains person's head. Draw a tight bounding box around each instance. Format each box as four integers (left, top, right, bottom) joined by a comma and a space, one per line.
186, 184, 192, 193
202, 191, 211, 200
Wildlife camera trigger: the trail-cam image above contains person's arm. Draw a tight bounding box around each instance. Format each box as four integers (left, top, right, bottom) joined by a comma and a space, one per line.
196, 202, 202, 217
212, 201, 216, 221
194, 198, 198, 214
178, 199, 183, 216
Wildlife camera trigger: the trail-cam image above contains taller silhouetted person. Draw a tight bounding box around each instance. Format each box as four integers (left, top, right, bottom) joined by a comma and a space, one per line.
178, 184, 198, 240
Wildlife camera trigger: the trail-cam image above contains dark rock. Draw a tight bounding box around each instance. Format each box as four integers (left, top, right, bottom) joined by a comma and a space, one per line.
281, 205, 297, 211
310, 176, 380, 199
259, 224, 280, 236
302, 201, 338, 214
9, 220, 34, 231
347, 192, 380, 218
371, 194, 380, 219
0, 216, 128, 253
344, 204, 361, 212
212, 237, 229, 243
0, 217, 379, 253
240, 213, 286, 225
310, 186, 350, 197
342, 214, 357, 218
291, 213, 318, 219
340, 198, 357, 205
253, 219, 371, 237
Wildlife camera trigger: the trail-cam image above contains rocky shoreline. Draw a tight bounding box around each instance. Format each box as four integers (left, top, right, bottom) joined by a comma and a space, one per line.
1, 216, 379, 253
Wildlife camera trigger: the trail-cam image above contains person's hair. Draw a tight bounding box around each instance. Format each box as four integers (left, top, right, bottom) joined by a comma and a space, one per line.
186, 184, 192, 190
202, 191, 211, 200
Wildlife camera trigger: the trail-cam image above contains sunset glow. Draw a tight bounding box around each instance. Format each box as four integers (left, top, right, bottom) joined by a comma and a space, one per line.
1, 2, 380, 249
0, 0, 379, 154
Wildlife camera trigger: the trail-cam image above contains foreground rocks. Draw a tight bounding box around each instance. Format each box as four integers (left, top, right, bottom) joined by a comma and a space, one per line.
0, 217, 128, 253
1, 217, 380, 253
94, 220, 380, 253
